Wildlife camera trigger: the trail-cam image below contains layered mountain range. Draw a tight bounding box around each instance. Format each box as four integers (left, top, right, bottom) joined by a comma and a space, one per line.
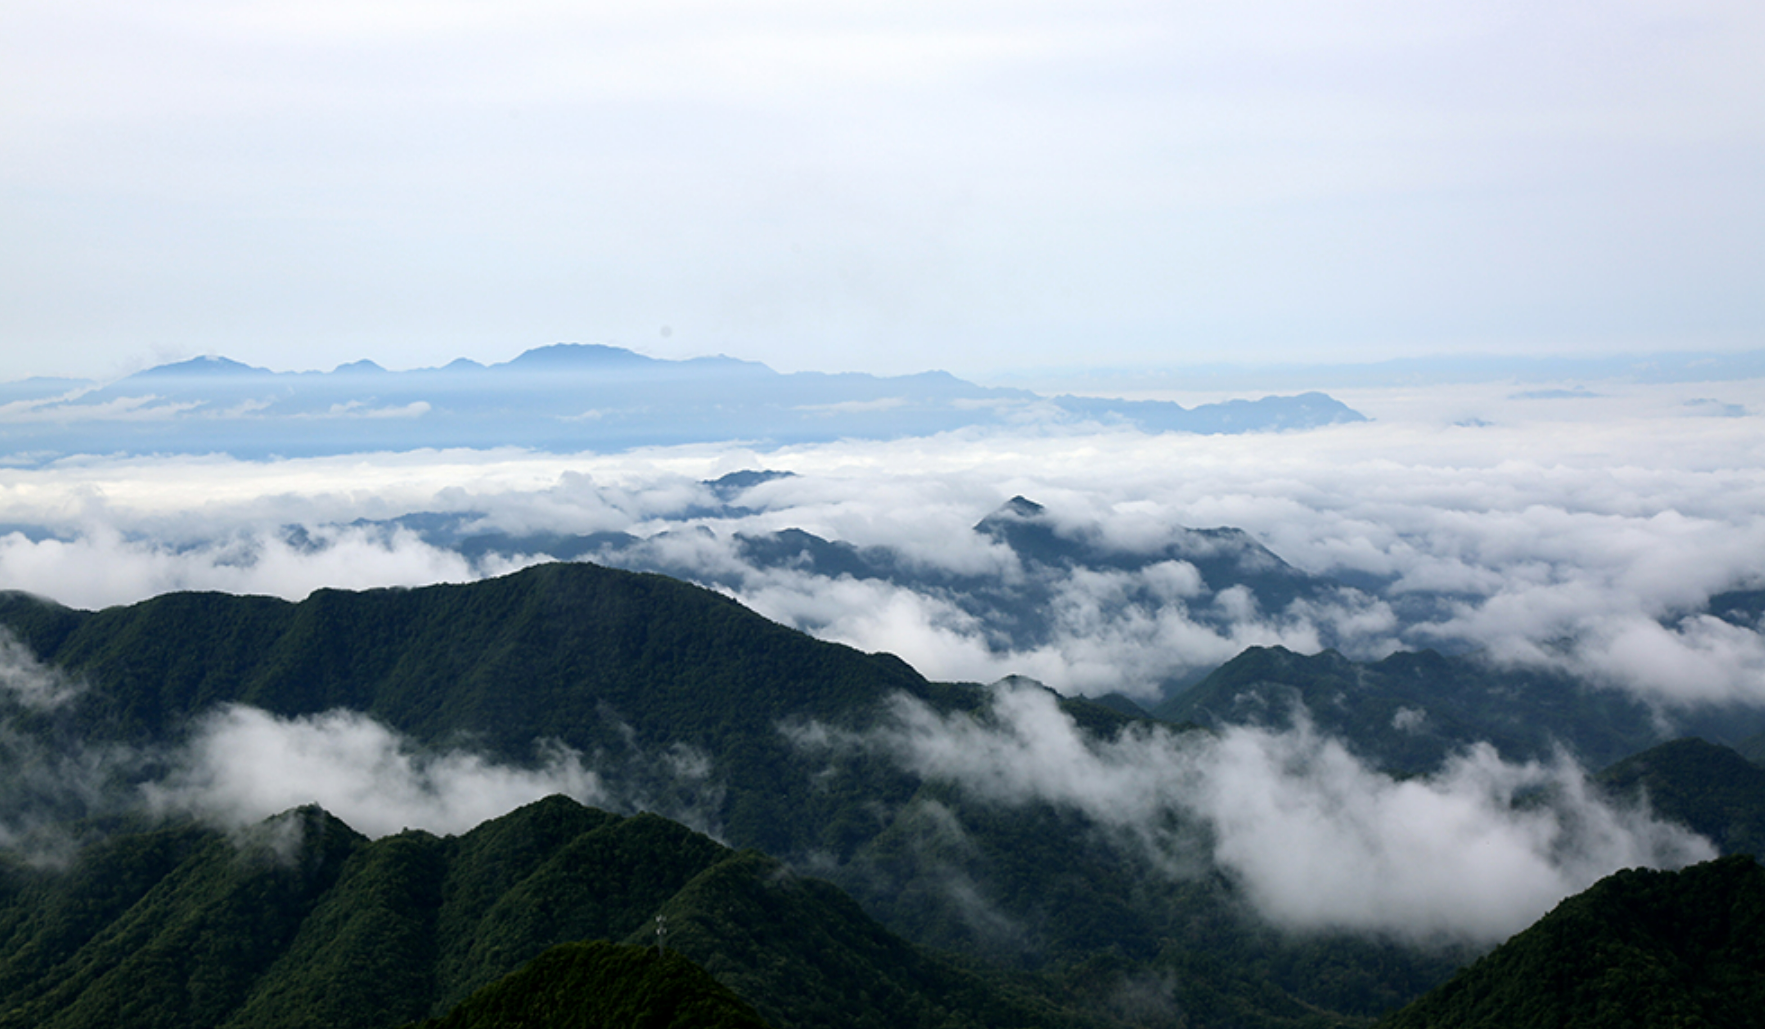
0, 557, 1761, 1027
364, 490, 1378, 693
0, 344, 1365, 463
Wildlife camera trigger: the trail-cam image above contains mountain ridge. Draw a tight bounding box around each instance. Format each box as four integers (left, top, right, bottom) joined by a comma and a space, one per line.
0, 344, 1366, 463
1375, 855, 1765, 1029
4, 561, 1753, 1027
0, 561, 1467, 1026
0, 798, 1102, 1029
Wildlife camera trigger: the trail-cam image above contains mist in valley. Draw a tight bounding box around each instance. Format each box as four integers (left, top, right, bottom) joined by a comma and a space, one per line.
0, 378, 1759, 950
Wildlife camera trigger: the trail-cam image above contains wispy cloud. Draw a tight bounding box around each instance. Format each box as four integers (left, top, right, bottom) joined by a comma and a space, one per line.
318, 400, 432, 419
794, 679, 1715, 944
0, 627, 82, 710
140, 705, 604, 838
0, 523, 501, 612
0, 383, 1761, 710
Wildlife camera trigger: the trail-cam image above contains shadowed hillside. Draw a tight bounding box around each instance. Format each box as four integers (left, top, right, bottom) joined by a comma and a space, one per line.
401, 941, 775, 1029
1598, 738, 1765, 858
0, 562, 1697, 1028
0, 799, 1100, 1029
1375, 856, 1765, 1029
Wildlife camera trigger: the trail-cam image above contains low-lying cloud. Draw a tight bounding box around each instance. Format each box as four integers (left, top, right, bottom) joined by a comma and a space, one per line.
797, 680, 1716, 944
0, 627, 81, 710
0, 654, 721, 849
0, 523, 506, 612
1, 381, 1762, 710
140, 705, 607, 838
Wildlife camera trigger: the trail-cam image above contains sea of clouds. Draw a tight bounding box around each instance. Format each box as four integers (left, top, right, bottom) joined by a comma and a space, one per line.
2, 380, 1761, 708
0, 379, 1760, 940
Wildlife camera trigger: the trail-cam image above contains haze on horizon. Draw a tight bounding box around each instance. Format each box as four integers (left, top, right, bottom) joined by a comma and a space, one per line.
5, 0, 1763, 385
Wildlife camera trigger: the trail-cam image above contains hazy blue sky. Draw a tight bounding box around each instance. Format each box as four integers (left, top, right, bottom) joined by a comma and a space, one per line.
5, 0, 1762, 383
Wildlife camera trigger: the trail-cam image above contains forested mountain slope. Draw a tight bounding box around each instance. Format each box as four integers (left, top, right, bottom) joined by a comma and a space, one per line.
0, 561, 1733, 1028
400, 941, 775, 1029
0, 563, 1467, 1027
0, 799, 1094, 1029
0, 561, 970, 857
1158, 645, 1765, 773
1375, 856, 1765, 1029
1597, 737, 1765, 858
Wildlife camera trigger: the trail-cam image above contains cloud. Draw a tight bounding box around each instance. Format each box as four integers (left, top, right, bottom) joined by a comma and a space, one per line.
0, 523, 501, 610
0, 636, 141, 861
728, 562, 1369, 696
1, 382, 1763, 710
0, 630, 109, 860
319, 400, 432, 418
804, 680, 1715, 944
1189, 720, 1710, 943
0, 627, 724, 850
140, 705, 607, 838
0, 627, 82, 710
795, 397, 911, 415
0, 395, 199, 422
1552, 613, 1765, 708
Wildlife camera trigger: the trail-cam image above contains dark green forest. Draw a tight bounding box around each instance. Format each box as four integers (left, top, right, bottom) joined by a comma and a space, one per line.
1375, 856, 1765, 1029
1158, 644, 1765, 773
0, 561, 1761, 1027
399, 941, 775, 1029
0, 800, 1102, 1029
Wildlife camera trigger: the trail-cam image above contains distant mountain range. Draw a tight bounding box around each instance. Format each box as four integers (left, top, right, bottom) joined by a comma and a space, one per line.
997, 348, 1765, 393
324, 487, 1758, 711
375, 491, 1375, 693
0, 344, 1365, 463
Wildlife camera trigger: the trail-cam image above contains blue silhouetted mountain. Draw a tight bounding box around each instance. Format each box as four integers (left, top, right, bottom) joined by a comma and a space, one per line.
0, 345, 1366, 462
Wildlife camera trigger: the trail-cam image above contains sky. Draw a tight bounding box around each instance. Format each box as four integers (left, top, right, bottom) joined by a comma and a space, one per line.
4, 0, 1764, 384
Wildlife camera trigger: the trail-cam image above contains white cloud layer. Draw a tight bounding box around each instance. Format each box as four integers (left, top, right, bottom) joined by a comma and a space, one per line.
140, 705, 606, 838
1, 382, 1763, 709
0, 523, 503, 612
805, 680, 1715, 943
